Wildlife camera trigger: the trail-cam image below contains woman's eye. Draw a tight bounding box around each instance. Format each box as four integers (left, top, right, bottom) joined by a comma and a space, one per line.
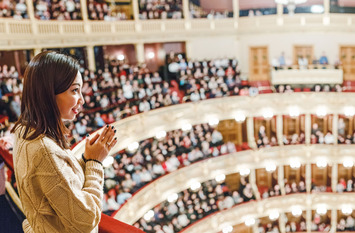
73, 88, 79, 93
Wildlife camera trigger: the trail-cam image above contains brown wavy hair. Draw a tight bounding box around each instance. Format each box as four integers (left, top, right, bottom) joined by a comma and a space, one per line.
11, 51, 80, 149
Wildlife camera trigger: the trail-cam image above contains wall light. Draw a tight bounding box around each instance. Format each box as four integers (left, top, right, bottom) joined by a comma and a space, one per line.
222, 225, 233, 233
117, 54, 125, 61
127, 142, 139, 152
311, 5, 324, 14
291, 206, 302, 217
290, 160, 301, 169
266, 162, 276, 172
215, 174, 226, 183
289, 106, 300, 117
316, 205, 327, 215
316, 159, 327, 168
269, 210, 280, 221
235, 111, 246, 123
190, 181, 201, 191
344, 106, 355, 117
262, 108, 274, 119
102, 156, 114, 168
343, 160, 354, 168
156, 130, 166, 139
342, 205, 353, 215
316, 106, 327, 117
208, 117, 219, 126
144, 210, 154, 221
167, 193, 178, 203
245, 218, 255, 226
147, 52, 155, 59
240, 168, 250, 176
182, 123, 192, 131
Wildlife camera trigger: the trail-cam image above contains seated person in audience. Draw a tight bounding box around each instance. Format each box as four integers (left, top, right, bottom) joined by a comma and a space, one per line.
319, 52, 329, 65
298, 56, 308, 69
279, 52, 286, 68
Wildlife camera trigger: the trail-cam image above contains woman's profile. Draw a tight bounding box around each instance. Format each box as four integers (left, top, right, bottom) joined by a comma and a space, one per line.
11, 51, 118, 232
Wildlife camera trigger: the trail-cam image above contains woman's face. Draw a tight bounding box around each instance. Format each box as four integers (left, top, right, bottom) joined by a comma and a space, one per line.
56, 72, 84, 121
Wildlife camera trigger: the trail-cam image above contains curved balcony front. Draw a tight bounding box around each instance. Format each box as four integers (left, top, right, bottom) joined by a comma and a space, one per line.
1, 14, 355, 49
72, 92, 355, 157
113, 144, 355, 224
181, 193, 355, 233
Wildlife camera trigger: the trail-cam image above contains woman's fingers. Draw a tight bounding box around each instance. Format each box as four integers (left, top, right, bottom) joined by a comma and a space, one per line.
89, 133, 100, 145
108, 137, 118, 150
104, 128, 116, 145
101, 126, 115, 144
98, 125, 110, 142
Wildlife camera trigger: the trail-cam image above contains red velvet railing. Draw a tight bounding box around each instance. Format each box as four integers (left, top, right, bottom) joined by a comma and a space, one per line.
0, 145, 145, 233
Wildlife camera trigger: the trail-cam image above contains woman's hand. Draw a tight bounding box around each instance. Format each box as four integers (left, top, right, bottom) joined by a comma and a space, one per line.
84, 125, 117, 162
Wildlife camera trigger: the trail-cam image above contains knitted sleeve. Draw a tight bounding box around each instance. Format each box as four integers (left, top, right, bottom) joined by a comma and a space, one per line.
38, 143, 104, 232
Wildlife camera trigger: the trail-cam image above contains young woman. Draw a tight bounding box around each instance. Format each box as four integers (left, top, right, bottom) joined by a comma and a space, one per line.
11, 51, 117, 232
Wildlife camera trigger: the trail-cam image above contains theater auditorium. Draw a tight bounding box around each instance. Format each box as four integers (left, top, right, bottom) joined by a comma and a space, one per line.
2, 0, 355, 232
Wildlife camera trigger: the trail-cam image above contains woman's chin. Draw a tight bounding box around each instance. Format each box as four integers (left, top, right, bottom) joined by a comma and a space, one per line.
62, 115, 76, 121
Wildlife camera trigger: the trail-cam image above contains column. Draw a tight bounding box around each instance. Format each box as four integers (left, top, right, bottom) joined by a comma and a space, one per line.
247, 117, 257, 149
185, 40, 192, 61
79, 0, 89, 21
135, 42, 145, 64
25, 0, 37, 34
252, 223, 259, 233
324, 0, 330, 14
278, 165, 286, 195
182, 0, 190, 20
277, 4, 283, 16
86, 45, 96, 71
331, 163, 338, 193
25, 0, 35, 20
332, 114, 338, 145
276, 115, 284, 146
279, 213, 286, 233
349, 117, 354, 135
306, 209, 312, 232
306, 163, 312, 193
305, 114, 311, 145
250, 169, 261, 200
132, 0, 140, 21
233, 0, 239, 18
236, 122, 243, 145
330, 209, 337, 232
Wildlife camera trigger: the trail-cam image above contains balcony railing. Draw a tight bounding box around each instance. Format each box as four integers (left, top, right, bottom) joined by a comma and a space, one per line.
181, 193, 355, 233
2, 14, 355, 49
113, 144, 355, 224
72, 92, 355, 157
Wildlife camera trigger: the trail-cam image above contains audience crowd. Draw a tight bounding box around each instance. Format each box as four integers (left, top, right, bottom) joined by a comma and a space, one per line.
101, 123, 238, 213
337, 215, 355, 232
33, 0, 82, 20
189, 9, 232, 19
285, 219, 307, 232
0, 0, 28, 19
87, 0, 129, 21
258, 222, 281, 233
256, 125, 278, 148
139, 0, 183, 20
2, 55, 355, 231
336, 178, 355, 193
1, 56, 348, 149
311, 123, 335, 145
132, 177, 254, 233
311, 213, 330, 232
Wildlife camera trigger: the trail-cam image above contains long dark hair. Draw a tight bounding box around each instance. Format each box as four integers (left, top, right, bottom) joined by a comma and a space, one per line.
12, 51, 80, 149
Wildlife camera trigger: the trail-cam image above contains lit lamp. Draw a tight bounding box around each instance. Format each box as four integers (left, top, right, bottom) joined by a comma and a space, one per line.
275, 0, 307, 15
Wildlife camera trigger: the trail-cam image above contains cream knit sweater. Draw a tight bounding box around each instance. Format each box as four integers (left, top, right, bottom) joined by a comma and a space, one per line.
13, 127, 104, 233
